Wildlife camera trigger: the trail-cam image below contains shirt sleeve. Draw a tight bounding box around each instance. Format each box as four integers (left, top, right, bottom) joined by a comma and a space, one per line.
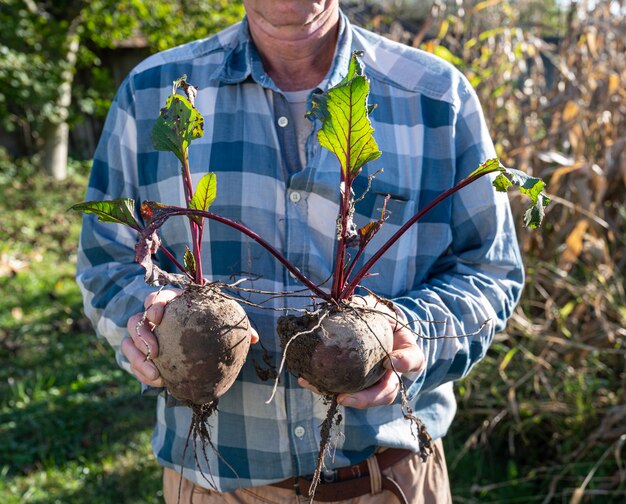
75, 76, 159, 375
392, 80, 524, 400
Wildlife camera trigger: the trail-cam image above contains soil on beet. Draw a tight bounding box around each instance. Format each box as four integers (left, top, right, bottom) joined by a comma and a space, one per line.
277, 305, 393, 394
154, 284, 251, 406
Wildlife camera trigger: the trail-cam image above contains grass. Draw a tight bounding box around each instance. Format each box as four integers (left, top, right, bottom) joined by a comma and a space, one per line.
0, 157, 161, 503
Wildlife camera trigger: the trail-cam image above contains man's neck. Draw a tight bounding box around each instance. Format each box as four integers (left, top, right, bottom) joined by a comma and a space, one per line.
246, 5, 340, 91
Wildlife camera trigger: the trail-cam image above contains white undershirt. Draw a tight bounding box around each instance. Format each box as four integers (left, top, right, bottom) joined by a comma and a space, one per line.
283, 89, 314, 167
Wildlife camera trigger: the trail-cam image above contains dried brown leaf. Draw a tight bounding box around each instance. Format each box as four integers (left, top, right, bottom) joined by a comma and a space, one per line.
562, 101, 580, 123
558, 218, 589, 272
549, 162, 583, 192
608, 73, 620, 95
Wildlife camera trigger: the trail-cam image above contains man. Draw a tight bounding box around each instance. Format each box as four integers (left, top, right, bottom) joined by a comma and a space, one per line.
77, 1, 523, 502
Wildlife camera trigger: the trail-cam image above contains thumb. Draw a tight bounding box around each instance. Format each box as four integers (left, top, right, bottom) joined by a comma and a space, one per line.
384, 343, 425, 374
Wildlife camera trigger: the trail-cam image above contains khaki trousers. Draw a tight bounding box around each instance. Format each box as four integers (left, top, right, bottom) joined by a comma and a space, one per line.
163, 439, 451, 504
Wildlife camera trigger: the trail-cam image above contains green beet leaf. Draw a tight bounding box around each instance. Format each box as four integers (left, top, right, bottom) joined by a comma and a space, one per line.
524, 196, 550, 229
309, 51, 381, 180
493, 172, 513, 192
70, 199, 141, 230
505, 168, 546, 203
464, 158, 550, 228
491, 166, 551, 229
468, 157, 504, 178
151, 77, 204, 165
188, 172, 217, 224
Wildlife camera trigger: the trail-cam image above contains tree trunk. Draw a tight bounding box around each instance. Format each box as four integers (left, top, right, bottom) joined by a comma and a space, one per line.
42, 21, 81, 180
42, 120, 71, 180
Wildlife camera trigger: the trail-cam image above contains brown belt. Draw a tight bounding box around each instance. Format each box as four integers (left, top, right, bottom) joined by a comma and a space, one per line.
271, 448, 412, 503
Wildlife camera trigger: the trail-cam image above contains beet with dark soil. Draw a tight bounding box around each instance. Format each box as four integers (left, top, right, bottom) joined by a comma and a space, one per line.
154, 284, 252, 406
277, 305, 394, 394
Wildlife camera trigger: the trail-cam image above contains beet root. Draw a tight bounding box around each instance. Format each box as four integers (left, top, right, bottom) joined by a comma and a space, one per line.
277, 305, 393, 395
153, 284, 251, 406
278, 304, 437, 502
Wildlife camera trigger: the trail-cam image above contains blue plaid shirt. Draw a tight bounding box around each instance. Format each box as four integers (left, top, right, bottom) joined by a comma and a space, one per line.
77, 12, 523, 492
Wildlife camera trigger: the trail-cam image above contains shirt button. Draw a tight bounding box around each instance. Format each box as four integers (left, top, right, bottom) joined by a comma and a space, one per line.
277, 116, 289, 128
294, 426, 306, 438
289, 191, 301, 203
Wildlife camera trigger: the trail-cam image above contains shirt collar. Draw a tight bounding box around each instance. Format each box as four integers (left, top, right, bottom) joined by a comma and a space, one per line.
214, 10, 354, 92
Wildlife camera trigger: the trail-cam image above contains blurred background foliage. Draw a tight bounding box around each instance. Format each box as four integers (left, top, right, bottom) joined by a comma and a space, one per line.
1, 0, 625, 502
0, 0, 244, 178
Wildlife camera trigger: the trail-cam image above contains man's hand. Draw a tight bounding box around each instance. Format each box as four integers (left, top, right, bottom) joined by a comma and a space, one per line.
298, 295, 425, 409
124, 289, 180, 387
124, 288, 260, 388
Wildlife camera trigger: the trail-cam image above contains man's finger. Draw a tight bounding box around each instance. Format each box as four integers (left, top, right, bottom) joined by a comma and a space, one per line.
384, 341, 425, 374
127, 312, 159, 358
144, 289, 180, 324
122, 336, 164, 387
337, 370, 400, 409
131, 362, 165, 388
298, 377, 324, 395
